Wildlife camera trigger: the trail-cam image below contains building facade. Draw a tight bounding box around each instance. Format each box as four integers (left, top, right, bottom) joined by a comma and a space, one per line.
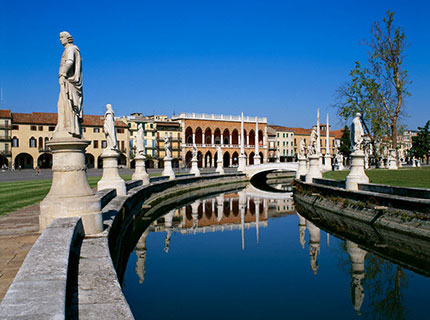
4, 110, 129, 169
173, 112, 268, 168
0, 110, 12, 168
268, 125, 295, 162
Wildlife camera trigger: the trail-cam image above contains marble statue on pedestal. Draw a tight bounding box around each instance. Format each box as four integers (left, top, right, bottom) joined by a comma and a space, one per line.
104, 104, 118, 152
192, 143, 198, 160
55, 31, 83, 138
164, 133, 171, 158
307, 126, 318, 156
296, 138, 308, 179
276, 149, 281, 163
132, 123, 149, 184
190, 143, 200, 176
305, 127, 322, 183
40, 32, 102, 235
216, 145, 224, 174
162, 133, 175, 179
299, 138, 306, 157
346, 113, 369, 190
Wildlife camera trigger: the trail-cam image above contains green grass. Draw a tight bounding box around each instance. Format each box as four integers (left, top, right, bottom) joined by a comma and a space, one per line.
0, 174, 131, 216
323, 167, 430, 189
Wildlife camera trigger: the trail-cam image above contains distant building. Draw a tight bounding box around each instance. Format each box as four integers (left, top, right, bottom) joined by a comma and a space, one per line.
173, 112, 268, 168
2, 110, 129, 169
268, 125, 295, 162
0, 110, 12, 168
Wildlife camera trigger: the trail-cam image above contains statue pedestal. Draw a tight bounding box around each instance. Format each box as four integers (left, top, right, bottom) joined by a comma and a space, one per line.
276, 157, 280, 163
97, 149, 127, 196
388, 149, 398, 170
162, 157, 175, 180
305, 154, 322, 183
132, 155, 150, 185
346, 151, 369, 190
253, 154, 261, 165
190, 158, 200, 176
323, 154, 332, 172
238, 153, 247, 172
40, 136, 102, 235
216, 160, 224, 174
295, 155, 308, 179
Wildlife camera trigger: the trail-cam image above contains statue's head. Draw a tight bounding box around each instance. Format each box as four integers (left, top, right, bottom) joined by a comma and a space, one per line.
106, 104, 113, 112
138, 124, 142, 130
356, 112, 361, 118
59, 31, 73, 45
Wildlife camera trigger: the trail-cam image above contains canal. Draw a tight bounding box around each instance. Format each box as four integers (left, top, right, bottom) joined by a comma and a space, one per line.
121, 182, 430, 319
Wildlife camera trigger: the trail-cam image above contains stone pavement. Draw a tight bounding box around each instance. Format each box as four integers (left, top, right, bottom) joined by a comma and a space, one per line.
0, 205, 40, 302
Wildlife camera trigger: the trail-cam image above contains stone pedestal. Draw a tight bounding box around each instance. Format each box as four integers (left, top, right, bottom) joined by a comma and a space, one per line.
132, 155, 150, 185
189, 158, 200, 177
162, 157, 175, 180
323, 154, 332, 172
40, 136, 102, 234
305, 154, 322, 183
97, 150, 126, 196
346, 151, 369, 191
253, 154, 261, 165
238, 153, 247, 172
276, 157, 280, 163
216, 160, 225, 174
295, 155, 308, 179
388, 149, 398, 170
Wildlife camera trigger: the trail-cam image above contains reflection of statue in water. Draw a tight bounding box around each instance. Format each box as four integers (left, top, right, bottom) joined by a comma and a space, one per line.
135, 229, 149, 284
136, 124, 145, 156
308, 126, 318, 155
346, 240, 367, 315
351, 113, 364, 152
309, 244, 320, 275
297, 213, 307, 249
164, 133, 171, 158
299, 138, 306, 157
56, 31, 83, 138
192, 143, 198, 160
103, 104, 117, 151
164, 229, 171, 253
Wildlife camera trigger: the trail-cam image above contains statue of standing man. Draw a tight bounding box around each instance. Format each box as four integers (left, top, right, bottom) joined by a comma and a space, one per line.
56, 31, 83, 138
351, 113, 364, 152
136, 124, 145, 156
104, 104, 118, 151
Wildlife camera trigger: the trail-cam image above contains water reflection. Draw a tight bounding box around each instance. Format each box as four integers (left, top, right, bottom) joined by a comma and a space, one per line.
124, 185, 430, 319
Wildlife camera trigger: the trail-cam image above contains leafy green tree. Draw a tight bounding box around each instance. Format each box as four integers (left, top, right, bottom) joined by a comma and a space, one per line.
339, 125, 351, 158
410, 121, 430, 162
335, 11, 410, 154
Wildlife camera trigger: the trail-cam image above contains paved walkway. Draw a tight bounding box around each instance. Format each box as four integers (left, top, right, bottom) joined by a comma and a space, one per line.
0, 205, 40, 302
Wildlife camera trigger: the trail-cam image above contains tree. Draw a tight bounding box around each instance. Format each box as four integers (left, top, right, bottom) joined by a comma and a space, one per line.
335, 11, 410, 153
339, 125, 351, 158
410, 121, 430, 162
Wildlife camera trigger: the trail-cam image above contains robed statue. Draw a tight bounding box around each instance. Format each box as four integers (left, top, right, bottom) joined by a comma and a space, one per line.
164, 133, 171, 158
299, 138, 306, 157
351, 113, 364, 152
136, 124, 145, 156
308, 126, 318, 156
217, 145, 222, 162
192, 143, 198, 160
56, 31, 83, 137
103, 104, 117, 151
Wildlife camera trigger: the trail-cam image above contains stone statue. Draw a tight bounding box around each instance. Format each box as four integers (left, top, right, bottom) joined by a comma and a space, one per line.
308, 126, 318, 156
56, 31, 83, 138
192, 143, 198, 160
299, 138, 306, 157
351, 113, 364, 152
103, 104, 117, 151
136, 124, 145, 156
164, 133, 171, 158
217, 145, 222, 161
276, 149, 280, 160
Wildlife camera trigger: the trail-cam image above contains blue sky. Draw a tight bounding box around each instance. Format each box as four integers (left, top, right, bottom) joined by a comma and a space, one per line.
1, 0, 429, 130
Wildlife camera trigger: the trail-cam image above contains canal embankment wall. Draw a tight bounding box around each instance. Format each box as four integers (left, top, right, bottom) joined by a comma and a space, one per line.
295, 178, 430, 240
0, 173, 248, 320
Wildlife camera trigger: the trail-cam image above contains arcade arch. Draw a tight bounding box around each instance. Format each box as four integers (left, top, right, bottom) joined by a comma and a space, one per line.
37, 153, 52, 168
15, 153, 33, 169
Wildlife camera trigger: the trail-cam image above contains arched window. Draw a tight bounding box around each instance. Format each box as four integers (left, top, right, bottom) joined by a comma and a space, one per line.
29, 137, 36, 148
39, 137, 43, 149
12, 136, 19, 148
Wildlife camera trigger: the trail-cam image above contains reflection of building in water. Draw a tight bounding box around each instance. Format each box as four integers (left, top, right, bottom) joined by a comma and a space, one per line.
346, 240, 367, 315
306, 220, 320, 275
135, 229, 150, 284
297, 213, 307, 249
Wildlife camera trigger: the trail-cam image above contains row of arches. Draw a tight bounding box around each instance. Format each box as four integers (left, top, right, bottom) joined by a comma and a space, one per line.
184, 150, 264, 168
12, 152, 127, 169
185, 127, 264, 146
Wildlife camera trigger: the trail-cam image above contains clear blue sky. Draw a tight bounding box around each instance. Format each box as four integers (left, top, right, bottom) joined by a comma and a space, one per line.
1, 0, 429, 130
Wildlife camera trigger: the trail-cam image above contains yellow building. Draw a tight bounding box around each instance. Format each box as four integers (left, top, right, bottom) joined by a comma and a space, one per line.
0, 110, 12, 168
268, 125, 295, 161
7, 110, 129, 169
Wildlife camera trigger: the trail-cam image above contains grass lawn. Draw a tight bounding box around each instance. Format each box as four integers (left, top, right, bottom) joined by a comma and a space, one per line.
323, 167, 430, 189
0, 175, 134, 216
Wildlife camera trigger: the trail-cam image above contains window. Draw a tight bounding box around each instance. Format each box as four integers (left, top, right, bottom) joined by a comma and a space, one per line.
29, 137, 36, 148
101, 140, 107, 148
277, 141, 280, 146
277, 133, 279, 137
121, 141, 125, 151
39, 137, 43, 149
93, 140, 98, 148
283, 141, 285, 146
82, 127, 86, 132
38, 126, 43, 131
49, 126, 55, 131
291, 141, 293, 146
12, 137, 19, 147
117, 128, 124, 134
4, 144, 8, 151
93, 128, 100, 133
30, 125, 37, 131
12, 125, 19, 130
283, 149, 285, 155
283, 133, 285, 138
